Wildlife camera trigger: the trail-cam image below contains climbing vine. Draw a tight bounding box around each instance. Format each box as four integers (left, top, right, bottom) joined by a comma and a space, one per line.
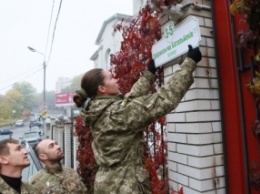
75, 0, 184, 193
230, 0, 260, 55
230, 0, 260, 190
74, 117, 96, 193
111, 1, 182, 194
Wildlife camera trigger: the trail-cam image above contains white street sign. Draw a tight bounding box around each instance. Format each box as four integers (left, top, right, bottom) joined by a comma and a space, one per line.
152, 16, 201, 67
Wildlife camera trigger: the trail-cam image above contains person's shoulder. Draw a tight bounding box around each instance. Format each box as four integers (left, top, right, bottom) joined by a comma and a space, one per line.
63, 166, 77, 173
0, 177, 13, 192
62, 166, 81, 177
29, 169, 47, 184
22, 182, 40, 193
30, 168, 45, 177
0, 187, 14, 194
0, 176, 5, 184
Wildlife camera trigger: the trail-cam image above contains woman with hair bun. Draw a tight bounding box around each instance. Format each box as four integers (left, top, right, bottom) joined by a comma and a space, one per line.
74, 45, 202, 194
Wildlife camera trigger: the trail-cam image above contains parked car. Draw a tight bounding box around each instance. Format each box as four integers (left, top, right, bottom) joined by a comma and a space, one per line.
0, 129, 13, 136
15, 120, 24, 127
73, 109, 81, 117
56, 114, 69, 122
30, 126, 42, 135
20, 131, 42, 147
29, 120, 42, 128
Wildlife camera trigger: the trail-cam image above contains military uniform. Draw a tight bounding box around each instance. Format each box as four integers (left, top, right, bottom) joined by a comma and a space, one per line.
29, 166, 88, 194
0, 176, 37, 194
81, 57, 196, 194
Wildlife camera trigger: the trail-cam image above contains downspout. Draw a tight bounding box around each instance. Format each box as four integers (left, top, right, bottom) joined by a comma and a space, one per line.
210, 1, 229, 193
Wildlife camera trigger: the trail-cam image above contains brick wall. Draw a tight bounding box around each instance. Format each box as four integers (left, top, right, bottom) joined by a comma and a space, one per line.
165, 1, 226, 193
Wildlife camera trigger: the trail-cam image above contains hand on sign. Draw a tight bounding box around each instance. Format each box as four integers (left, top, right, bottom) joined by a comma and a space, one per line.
187, 45, 202, 63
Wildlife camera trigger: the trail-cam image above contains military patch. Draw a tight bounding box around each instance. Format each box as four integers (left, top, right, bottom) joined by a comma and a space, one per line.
118, 100, 126, 107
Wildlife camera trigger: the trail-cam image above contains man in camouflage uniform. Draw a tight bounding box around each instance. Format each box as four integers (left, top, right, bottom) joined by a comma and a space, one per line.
78, 46, 202, 193
29, 139, 87, 194
0, 138, 38, 194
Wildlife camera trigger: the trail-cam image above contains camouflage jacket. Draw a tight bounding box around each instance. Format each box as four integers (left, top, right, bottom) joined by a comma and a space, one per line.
81, 57, 196, 194
0, 176, 37, 194
29, 166, 87, 194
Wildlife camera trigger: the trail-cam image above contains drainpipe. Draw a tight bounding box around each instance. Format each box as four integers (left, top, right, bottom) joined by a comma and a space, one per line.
210, 0, 228, 192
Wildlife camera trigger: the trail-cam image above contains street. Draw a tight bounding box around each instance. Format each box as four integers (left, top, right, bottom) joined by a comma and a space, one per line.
0, 121, 29, 140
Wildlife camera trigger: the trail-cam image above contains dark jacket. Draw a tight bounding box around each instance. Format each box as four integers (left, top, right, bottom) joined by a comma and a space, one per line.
0, 176, 37, 194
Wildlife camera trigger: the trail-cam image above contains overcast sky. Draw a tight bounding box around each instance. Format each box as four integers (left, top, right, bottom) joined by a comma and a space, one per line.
0, 0, 133, 95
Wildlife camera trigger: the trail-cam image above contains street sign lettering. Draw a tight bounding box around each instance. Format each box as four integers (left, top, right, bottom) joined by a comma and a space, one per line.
152, 16, 201, 67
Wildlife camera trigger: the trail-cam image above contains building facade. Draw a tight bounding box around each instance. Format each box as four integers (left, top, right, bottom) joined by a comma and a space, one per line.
90, 13, 132, 70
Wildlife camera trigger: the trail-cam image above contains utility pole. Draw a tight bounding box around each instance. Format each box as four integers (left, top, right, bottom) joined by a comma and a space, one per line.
28, 46, 46, 111
43, 60, 46, 108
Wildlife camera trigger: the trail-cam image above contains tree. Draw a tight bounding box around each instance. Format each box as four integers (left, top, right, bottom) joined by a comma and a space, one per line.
32, 90, 56, 112
0, 90, 24, 118
61, 74, 83, 92
0, 101, 12, 119
12, 82, 36, 110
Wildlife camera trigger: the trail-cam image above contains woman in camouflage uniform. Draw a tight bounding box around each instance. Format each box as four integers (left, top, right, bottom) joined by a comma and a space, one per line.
73, 45, 201, 194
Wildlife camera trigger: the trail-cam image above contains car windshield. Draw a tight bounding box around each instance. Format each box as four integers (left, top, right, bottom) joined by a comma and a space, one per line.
0, 135, 11, 140
23, 132, 39, 138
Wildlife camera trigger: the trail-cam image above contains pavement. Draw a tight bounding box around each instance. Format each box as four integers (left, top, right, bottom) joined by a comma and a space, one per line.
0, 123, 15, 130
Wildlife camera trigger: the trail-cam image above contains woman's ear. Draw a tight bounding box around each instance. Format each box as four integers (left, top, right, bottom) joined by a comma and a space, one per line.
98, 85, 106, 95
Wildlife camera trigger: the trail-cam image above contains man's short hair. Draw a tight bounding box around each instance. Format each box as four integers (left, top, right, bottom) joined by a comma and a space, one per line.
0, 139, 19, 156
33, 141, 42, 158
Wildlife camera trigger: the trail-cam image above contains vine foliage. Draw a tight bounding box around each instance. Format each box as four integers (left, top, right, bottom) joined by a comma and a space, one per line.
75, 1, 183, 193
74, 117, 96, 193
230, 0, 260, 190
111, 3, 169, 194
230, 0, 260, 59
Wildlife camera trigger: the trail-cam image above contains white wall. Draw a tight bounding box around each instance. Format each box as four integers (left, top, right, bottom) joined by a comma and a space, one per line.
163, 2, 225, 193
133, 0, 145, 14
92, 16, 126, 71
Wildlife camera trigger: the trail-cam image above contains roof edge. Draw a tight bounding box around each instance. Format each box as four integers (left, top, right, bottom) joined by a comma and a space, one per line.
95, 13, 132, 45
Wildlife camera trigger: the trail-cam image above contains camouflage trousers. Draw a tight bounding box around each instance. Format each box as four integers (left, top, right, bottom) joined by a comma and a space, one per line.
94, 163, 151, 194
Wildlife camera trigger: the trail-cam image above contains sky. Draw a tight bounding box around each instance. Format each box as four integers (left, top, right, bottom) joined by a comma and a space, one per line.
0, 0, 133, 95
